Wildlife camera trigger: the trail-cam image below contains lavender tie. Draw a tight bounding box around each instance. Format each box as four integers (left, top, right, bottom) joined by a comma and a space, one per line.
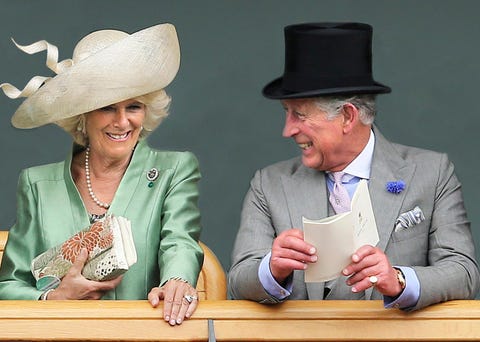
329, 172, 351, 214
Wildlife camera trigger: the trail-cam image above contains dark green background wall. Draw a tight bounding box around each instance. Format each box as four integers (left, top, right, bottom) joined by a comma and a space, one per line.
1, 1, 479, 275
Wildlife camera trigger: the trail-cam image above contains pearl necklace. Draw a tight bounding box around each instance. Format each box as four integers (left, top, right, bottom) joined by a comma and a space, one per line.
85, 147, 110, 209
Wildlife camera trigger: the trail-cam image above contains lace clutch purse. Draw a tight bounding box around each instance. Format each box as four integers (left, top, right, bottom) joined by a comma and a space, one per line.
31, 215, 137, 291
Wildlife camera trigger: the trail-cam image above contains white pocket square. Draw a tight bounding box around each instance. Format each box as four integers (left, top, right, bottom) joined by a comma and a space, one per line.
395, 206, 425, 232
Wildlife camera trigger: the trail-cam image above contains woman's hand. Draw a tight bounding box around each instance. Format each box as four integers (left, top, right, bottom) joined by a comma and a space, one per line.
47, 248, 123, 300
148, 278, 199, 326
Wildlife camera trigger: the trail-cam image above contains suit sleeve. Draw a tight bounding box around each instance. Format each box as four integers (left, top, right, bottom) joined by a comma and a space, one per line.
229, 169, 283, 303
0, 169, 45, 299
411, 153, 480, 310
157, 152, 204, 287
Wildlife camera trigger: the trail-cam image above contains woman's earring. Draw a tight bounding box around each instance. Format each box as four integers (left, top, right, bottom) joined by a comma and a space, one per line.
77, 118, 86, 135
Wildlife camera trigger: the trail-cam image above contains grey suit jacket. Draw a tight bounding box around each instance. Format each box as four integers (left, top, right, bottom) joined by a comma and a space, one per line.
229, 128, 479, 310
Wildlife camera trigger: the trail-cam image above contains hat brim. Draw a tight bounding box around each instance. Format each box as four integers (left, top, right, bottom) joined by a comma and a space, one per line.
12, 23, 180, 129
262, 77, 391, 99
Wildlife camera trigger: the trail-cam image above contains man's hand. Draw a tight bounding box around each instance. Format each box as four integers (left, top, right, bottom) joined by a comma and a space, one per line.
342, 245, 403, 297
270, 229, 317, 284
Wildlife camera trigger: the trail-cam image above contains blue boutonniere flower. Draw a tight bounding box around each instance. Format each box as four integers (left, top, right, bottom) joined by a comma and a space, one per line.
386, 180, 405, 194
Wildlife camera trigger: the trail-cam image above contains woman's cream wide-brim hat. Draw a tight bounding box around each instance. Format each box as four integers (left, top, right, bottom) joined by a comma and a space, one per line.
1, 23, 180, 128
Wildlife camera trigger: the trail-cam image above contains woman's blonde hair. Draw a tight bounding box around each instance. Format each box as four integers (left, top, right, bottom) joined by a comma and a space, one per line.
55, 89, 171, 146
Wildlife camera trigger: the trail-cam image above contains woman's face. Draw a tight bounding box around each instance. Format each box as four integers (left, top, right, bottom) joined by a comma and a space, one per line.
85, 99, 146, 160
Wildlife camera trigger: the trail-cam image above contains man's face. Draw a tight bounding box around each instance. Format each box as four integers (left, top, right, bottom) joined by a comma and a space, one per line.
281, 98, 347, 171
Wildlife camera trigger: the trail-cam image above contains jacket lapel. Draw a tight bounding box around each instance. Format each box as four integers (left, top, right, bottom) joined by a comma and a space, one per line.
281, 162, 329, 226
64, 145, 91, 234
364, 129, 415, 299
108, 140, 148, 216
370, 128, 415, 252
281, 161, 329, 300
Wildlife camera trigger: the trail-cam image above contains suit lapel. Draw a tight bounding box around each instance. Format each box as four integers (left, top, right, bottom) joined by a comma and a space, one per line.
281, 161, 329, 226
365, 129, 415, 299
370, 128, 416, 252
281, 162, 328, 300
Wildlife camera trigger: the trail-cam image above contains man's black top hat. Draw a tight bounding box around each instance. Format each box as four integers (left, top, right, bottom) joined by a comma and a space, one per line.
262, 22, 391, 99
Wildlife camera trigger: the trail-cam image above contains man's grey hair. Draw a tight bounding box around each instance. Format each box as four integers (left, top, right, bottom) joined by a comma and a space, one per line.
313, 94, 376, 125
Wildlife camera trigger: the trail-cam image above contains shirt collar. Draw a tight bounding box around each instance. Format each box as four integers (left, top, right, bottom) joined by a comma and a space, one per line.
342, 129, 375, 180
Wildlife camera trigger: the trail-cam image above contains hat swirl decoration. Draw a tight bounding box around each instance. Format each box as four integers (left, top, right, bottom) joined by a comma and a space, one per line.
0, 23, 180, 129
0, 39, 73, 99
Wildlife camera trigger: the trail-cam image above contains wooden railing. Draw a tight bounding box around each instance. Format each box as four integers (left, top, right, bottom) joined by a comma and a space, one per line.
1, 231, 480, 340
0, 300, 479, 341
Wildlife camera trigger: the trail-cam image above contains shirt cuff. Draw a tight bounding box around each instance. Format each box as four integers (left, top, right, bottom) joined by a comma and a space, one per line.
384, 266, 420, 309
258, 252, 292, 299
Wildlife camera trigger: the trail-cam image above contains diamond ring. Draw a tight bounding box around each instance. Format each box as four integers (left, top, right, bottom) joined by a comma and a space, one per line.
369, 275, 378, 286
184, 295, 198, 303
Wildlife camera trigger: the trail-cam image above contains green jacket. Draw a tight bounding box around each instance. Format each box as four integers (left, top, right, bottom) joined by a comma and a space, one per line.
0, 140, 203, 300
